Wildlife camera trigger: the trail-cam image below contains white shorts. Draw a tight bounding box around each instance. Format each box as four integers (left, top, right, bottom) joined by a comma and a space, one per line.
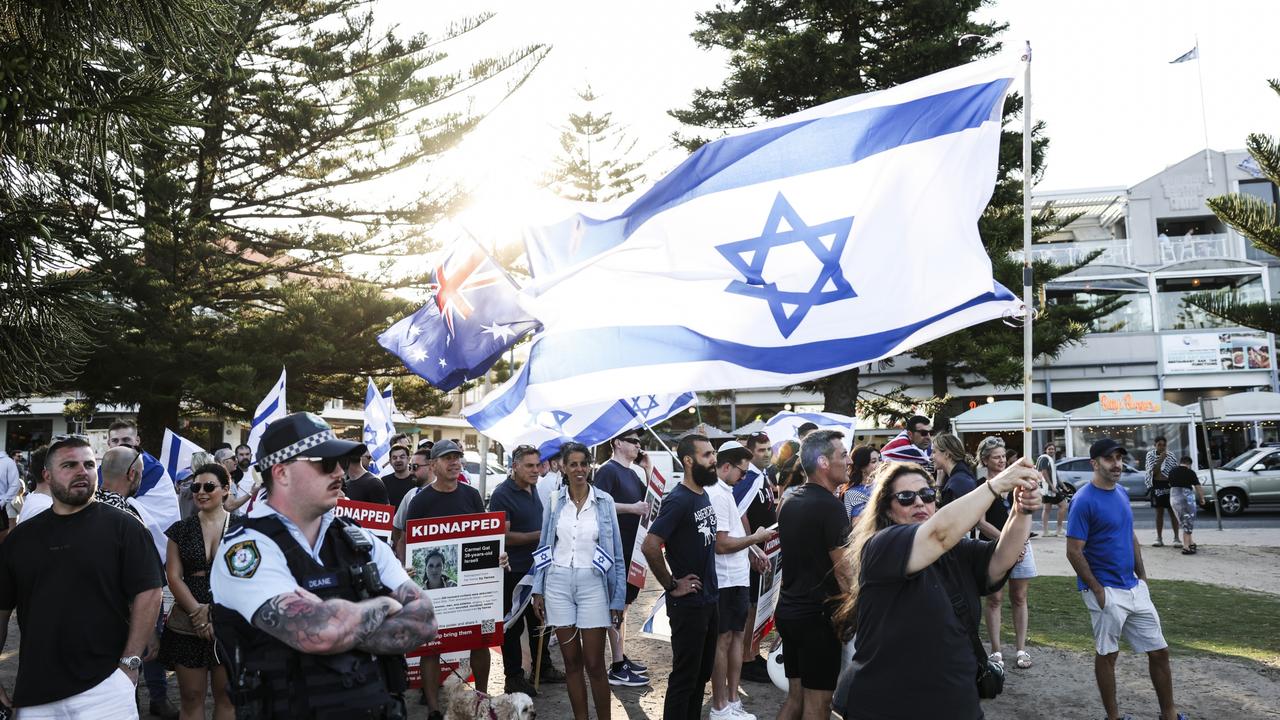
1009, 541, 1037, 580
18, 668, 138, 719
1081, 580, 1168, 656
544, 565, 611, 629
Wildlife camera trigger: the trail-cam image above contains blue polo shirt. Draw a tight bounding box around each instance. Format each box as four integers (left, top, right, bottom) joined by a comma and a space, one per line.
487, 478, 543, 573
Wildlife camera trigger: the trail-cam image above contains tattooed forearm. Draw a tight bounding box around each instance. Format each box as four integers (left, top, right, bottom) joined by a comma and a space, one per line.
356, 581, 438, 655
252, 590, 402, 655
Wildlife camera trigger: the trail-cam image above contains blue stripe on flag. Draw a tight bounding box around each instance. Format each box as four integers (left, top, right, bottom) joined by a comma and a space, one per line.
529, 285, 1014, 384
253, 396, 281, 427
165, 433, 181, 480
526, 79, 1012, 276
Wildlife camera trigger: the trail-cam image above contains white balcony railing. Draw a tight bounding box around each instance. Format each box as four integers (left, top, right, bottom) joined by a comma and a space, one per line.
1011, 238, 1132, 267
1157, 233, 1234, 263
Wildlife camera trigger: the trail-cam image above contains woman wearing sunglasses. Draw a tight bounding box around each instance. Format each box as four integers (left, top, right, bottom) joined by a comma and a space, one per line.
831, 459, 1041, 720
161, 463, 235, 720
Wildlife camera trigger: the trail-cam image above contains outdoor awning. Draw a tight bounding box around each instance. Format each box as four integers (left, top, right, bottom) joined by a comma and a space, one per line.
1213, 391, 1280, 423
951, 401, 1068, 433
1062, 398, 1197, 426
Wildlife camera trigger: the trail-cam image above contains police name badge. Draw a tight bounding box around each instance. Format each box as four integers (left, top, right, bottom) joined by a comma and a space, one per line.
225, 540, 261, 578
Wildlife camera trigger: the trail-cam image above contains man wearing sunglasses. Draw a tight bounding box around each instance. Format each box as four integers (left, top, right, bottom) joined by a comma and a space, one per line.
591, 430, 652, 687
211, 412, 436, 719
879, 414, 934, 471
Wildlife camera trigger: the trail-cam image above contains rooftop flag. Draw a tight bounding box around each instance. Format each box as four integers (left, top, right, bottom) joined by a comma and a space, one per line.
518, 55, 1024, 410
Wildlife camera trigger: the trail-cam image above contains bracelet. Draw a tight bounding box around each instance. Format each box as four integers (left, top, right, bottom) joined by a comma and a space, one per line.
987, 482, 1001, 500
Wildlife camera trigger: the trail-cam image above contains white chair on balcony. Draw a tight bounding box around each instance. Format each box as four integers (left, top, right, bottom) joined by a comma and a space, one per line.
1159, 239, 1177, 264
1180, 240, 1198, 261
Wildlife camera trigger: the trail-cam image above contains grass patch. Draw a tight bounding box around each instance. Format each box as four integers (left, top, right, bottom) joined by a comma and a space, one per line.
985, 576, 1280, 667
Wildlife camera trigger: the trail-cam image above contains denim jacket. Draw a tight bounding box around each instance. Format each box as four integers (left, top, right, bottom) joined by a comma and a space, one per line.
531, 484, 626, 611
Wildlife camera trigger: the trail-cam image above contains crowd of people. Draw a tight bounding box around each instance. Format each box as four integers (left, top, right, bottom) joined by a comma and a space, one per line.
0, 412, 1196, 720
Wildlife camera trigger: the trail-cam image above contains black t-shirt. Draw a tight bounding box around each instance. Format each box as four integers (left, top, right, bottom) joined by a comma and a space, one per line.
381, 472, 416, 508
344, 471, 389, 505
744, 474, 777, 535
405, 482, 486, 522
1168, 466, 1201, 488
647, 483, 718, 608
0, 502, 164, 706
844, 524, 1002, 720
982, 480, 1011, 537
775, 483, 850, 619
592, 460, 645, 563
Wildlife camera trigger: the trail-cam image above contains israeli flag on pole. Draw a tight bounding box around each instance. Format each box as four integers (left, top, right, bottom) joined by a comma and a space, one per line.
517, 55, 1023, 410
763, 410, 856, 448
381, 384, 397, 419
364, 378, 395, 476
463, 362, 696, 461
247, 367, 286, 460
1170, 46, 1199, 64
160, 429, 206, 482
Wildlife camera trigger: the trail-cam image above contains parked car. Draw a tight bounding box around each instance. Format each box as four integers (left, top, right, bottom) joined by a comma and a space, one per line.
1195, 447, 1280, 516
1054, 456, 1148, 500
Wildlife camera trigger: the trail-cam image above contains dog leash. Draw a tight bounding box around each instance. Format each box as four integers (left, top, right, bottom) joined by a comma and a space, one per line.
447, 667, 500, 720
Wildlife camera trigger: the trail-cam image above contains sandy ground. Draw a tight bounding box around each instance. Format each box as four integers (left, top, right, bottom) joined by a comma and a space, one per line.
3, 530, 1279, 719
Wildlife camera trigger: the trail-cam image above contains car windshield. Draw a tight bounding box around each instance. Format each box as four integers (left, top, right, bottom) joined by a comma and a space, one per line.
1221, 450, 1262, 471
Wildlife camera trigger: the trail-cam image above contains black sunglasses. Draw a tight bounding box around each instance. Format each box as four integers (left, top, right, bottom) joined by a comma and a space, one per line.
912, 428, 933, 436
292, 456, 341, 473
893, 488, 938, 506
617, 437, 642, 446
193, 482, 223, 493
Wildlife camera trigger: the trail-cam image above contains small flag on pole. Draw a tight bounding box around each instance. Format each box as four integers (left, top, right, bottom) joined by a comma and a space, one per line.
364, 379, 396, 476
1170, 46, 1198, 64
247, 367, 287, 460
159, 429, 206, 483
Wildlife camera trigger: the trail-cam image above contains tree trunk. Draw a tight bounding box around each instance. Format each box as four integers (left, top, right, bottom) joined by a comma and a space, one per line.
821, 367, 860, 415
931, 358, 957, 430
137, 396, 180, 456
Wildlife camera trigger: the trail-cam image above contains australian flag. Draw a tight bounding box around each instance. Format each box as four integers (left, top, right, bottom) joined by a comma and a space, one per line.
379, 244, 539, 391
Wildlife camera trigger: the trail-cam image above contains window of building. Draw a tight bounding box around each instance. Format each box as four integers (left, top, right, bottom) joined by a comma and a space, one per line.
1240, 179, 1279, 262
1156, 273, 1265, 330
1046, 277, 1152, 333
5, 419, 53, 454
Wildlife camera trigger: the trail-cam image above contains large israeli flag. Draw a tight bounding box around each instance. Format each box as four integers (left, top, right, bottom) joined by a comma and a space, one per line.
159, 429, 206, 482
364, 378, 395, 476
463, 363, 696, 461
247, 367, 287, 459
763, 410, 856, 448
518, 56, 1024, 410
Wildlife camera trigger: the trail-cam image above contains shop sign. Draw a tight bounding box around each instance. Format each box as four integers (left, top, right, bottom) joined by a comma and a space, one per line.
1162, 331, 1272, 374
1098, 391, 1164, 416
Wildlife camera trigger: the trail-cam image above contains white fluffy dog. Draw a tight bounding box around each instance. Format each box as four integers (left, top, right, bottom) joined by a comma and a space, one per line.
440, 672, 536, 720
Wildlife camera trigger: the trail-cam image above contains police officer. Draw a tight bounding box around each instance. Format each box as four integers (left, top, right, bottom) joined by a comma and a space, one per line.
211, 412, 437, 719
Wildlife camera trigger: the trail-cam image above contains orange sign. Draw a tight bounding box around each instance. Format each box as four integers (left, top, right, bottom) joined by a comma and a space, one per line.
1098, 391, 1162, 416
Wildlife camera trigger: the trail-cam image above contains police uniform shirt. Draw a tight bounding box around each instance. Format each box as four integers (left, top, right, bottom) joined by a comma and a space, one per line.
211, 502, 411, 623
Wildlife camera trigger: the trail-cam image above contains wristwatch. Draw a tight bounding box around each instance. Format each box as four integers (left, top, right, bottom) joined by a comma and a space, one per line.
665, 579, 677, 593
119, 656, 142, 671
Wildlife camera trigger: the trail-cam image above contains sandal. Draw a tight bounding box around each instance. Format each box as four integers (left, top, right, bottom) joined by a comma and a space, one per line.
1190, 544, 1197, 551
1015, 650, 1032, 669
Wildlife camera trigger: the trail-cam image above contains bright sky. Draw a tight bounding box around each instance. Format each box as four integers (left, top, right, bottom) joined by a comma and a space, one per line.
379, 0, 1280, 241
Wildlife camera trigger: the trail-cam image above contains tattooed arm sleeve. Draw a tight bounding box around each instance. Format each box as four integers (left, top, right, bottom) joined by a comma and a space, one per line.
355, 581, 438, 655
250, 589, 402, 655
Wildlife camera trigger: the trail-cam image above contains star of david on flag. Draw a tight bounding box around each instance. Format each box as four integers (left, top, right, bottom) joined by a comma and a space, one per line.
378, 242, 539, 391
717, 193, 857, 337
514, 54, 1026, 410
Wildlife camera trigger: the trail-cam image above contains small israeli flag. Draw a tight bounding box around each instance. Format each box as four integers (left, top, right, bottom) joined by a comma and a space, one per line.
592, 544, 613, 574
532, 544, 552, 572
1170, 46, 1198, 64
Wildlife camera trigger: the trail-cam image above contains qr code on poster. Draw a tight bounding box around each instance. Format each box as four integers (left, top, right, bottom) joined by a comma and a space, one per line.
481, 619, 495, 634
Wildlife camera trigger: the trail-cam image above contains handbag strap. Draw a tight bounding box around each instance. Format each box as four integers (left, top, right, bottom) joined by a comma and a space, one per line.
940, 553, 990, 671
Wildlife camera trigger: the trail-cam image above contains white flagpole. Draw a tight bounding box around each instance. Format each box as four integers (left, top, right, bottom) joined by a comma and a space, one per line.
1022, 42, 1034, 457
1194, 37, 1212, 183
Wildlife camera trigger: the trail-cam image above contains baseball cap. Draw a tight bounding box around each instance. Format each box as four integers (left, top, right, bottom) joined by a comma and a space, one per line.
1089, 437, 1128, 460
717, 440, 753, 465
430, 439, 464, 459
254, 412, 365, 472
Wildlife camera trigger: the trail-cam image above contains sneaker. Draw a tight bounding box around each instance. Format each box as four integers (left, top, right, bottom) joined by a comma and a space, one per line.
607, 665, 649, 687
621, 655, 648, 673
1047, 529, 1059, 537
730, 700, 757, 720
504, 673, 538, 697
740, 656, 771, 683
988, 651, 1003, 667
710, 707, 737, 720
1152, 539, 1164, 547
536, 663, 566, 684
1015, 650, 1032, 669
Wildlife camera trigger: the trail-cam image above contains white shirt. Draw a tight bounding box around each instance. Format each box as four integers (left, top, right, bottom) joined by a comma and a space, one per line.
211, 502, 411, 623
0, 451, 19, 506
552, 489, 599, 569
393, 484, 425, 531
707, 481, 749, 588
17, 492, 53, 523
536, 471, 561, 510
